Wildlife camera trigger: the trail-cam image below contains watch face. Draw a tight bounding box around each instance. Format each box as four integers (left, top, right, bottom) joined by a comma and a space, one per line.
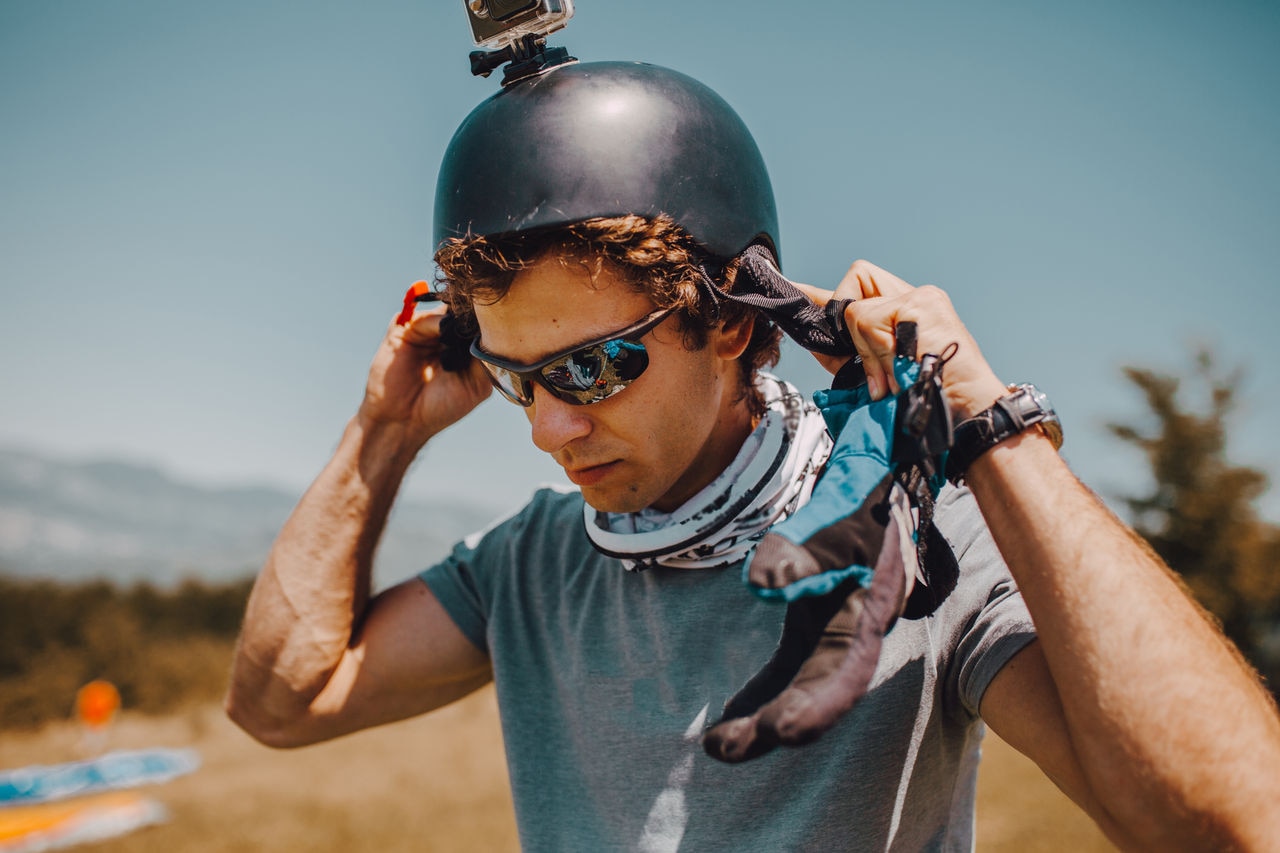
1029, 385, 1052, 413
1021, 384, 1063, 450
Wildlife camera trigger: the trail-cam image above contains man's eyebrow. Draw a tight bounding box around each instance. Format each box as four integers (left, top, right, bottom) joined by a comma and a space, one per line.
474, 324, 597, 366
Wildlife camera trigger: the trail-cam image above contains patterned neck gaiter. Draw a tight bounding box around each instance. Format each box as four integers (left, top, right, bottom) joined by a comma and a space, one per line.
584, 374, 833, 571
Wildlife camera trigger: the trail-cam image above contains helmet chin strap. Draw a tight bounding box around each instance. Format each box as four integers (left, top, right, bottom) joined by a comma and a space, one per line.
698, 244, 862, 359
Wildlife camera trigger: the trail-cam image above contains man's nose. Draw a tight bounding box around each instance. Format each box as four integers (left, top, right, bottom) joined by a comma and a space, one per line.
528, 385, 593, 454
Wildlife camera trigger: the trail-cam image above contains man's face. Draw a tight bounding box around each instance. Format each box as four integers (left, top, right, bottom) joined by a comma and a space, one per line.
471, 254, 755, 514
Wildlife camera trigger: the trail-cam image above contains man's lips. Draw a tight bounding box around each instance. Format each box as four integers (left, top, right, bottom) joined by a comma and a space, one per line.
563, 461, 619, 487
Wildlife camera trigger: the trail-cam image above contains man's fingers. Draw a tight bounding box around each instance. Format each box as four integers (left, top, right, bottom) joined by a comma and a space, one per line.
793, 261, 915, 305
844, 297, 904, 398
833, 259, 914, 301
787, 279, 887, 384
790, 280, 834, 306
399, 305, 448, 346
793, 263, 918, 398
832, 262, 918, 398
795, 262, 986, 405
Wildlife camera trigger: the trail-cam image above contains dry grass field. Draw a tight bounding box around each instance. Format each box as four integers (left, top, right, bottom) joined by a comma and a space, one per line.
0, 687, 1114, 851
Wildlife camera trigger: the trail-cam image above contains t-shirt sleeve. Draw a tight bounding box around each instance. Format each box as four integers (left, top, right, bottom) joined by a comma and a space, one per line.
417, 486, 568, 655
931, 485, 1039, 719
420, 536, 492, 654
952, 573, 1037, 717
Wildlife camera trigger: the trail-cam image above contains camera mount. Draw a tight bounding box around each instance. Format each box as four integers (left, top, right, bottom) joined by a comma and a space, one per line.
470, 33, 575, 85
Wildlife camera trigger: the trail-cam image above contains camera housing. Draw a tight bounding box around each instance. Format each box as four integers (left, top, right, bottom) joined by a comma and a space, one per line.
464, 0, 574, 51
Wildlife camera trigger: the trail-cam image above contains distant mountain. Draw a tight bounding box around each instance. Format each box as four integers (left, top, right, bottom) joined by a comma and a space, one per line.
0, 447, 494, 589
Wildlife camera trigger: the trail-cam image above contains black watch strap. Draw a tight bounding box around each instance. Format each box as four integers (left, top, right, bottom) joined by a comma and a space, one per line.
945, 384, 1062, 484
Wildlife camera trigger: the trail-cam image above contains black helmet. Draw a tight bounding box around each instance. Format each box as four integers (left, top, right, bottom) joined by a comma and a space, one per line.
433, 60, 779, 264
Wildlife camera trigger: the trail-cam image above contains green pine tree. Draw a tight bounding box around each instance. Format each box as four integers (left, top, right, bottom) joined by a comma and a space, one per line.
1110, 350, 1280, 694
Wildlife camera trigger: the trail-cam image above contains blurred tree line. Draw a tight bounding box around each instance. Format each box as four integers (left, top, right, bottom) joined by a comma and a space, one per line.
1110, 351, 1280, 696
0, 575, 253, 729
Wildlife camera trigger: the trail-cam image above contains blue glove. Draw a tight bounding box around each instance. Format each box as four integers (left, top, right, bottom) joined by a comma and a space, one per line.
704, 324, 953, 763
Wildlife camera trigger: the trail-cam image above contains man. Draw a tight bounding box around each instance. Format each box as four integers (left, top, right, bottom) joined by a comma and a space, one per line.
227, 60, 1280, 850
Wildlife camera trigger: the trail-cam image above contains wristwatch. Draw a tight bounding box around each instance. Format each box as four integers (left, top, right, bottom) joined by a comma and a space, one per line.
945, 384, 1063, 484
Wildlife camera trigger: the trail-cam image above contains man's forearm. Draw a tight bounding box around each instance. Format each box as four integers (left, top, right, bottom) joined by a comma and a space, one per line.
967, 431, 1280, 849
226, 414, 425, 737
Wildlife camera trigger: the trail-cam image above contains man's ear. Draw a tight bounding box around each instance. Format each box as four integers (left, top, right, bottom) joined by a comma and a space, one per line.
714, 312, 755, 361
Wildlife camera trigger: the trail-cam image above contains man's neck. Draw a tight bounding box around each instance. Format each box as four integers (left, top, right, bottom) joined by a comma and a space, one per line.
647, 397, 757, 514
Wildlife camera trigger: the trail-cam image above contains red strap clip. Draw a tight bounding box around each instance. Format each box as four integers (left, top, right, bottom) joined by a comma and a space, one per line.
395, 280, 435, 326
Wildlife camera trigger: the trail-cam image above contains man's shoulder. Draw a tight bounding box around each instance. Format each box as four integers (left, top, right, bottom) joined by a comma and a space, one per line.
926, 483, 1025, 615
424, 483, 589, 595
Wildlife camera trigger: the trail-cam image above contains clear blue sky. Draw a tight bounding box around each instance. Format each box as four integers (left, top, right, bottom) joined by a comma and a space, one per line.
2, 0, 1278, 520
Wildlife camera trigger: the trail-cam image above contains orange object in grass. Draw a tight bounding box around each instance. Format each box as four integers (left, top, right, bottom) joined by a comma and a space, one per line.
75, 680, 121, 729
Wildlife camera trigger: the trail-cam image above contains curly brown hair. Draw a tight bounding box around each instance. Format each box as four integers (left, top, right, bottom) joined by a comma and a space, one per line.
434, 214, 782, 414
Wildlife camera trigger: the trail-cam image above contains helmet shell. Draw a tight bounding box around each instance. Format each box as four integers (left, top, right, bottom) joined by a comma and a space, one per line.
433, 61, 779, 263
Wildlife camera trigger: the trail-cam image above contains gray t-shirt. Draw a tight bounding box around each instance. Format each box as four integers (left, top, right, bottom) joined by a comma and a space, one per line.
421, 483, 1035, 852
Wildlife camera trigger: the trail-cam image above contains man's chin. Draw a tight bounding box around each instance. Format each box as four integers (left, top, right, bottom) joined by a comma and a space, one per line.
579, 484, 653, 515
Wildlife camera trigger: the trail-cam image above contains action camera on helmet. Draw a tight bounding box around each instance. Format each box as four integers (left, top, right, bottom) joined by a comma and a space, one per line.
463, 0, 575, 81
464, 0, 573, 52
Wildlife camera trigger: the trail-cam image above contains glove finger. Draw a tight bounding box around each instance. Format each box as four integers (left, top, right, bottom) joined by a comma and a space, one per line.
703, 583, 879, 763
746, 474, 894, 600
758, 496, 913, 745
746, 533, 823, 591
715, 643, 802, 726
757, 588, 894, 746
707, 486, 916, 763
703, 712, 778, 764
703, 592, 846, 763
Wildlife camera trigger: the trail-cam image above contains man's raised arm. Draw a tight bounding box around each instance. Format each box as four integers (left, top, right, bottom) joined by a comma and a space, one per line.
225, 309, 493, 747
811, 262, 1280, 851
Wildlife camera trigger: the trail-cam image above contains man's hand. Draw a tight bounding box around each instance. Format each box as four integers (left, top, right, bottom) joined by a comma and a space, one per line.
359, 307, 493, 447
795, 261, 1007, 422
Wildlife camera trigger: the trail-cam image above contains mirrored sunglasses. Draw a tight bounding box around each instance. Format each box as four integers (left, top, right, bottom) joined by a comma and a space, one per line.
470, 307, 674, 407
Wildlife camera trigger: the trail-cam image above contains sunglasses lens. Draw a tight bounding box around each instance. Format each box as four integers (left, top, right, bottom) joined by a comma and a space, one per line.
481, 363, 534, 406
544, 339, 649, 404
472, 308, 668, 408
544, 352, 602, 392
